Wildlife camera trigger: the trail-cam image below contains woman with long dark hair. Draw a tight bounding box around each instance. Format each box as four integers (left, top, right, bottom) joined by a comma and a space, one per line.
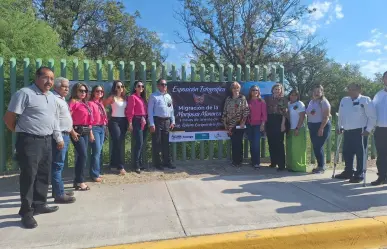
286, 89, 307, 172
306, 85, 331, 174
125, 80, 148, 174
264, 83, 287, 171
103, 80, 128, 175
69, 82, 94, 191
89, 85, 107, 181
246, 85, 267, 169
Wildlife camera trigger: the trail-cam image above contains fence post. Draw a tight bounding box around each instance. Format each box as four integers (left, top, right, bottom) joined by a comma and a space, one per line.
48, 58, 55, 72
10, 58, 17, 170
107, 61, 113, 160
139, 61, 147, 166
0, 57, 5, 172
61, 59, 67, 78
199, 64, 206, 160
23, 58, 30, 87
218, 64, 224, 160
371, 134, 376, 159
129, 61, 136, 167
73, 59, 79, 81
36, 58, 42, 70
151, 62, 156, 92
190, 64, 196, 160
171, 64, 178, 162
96, 60, 103, 169
209, 64, 215, 161
181, 64, 187, 161
226, 65, 233, 160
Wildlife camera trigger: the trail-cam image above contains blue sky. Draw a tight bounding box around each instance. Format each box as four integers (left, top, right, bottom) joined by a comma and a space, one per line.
124, 0, 387, 79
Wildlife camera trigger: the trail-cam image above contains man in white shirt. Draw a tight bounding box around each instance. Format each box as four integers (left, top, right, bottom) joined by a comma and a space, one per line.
372, 71, 387, 185
335, 83, 376, 183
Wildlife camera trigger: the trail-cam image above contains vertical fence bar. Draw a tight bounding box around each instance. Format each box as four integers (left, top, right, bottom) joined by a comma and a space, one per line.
271, 66, 276, 82
73, 59, 79, 81
190, 64, 196, 160
261, 66, 267, 158
96, 60, 103, 169
119, 61, 127, 166
0, 58, 5, 172
171, 64, 177, 162
371, 134, 376, 159
245, 65, 250, 159
84, 60, 91, 167
36, 58, 42, 70
209, 64, 215, 161
107, 61, 113, 161
23, 58, 30, 87
61, 59, 67, 78
161, 63, 167, 79
218, 64, 224, 160
226, 65, 233, 160
139, 62, 147, 166
48, 58, 55, 72
236, 65, 248, 160
129, 61, 135, 90
245, 65, 250, 82
151, 62, 157, 92
199, 64, 206, 160
181, 64, 187, 161
119, 61, 125, 84
10, 58, 17, 170
254, 65, 260, 81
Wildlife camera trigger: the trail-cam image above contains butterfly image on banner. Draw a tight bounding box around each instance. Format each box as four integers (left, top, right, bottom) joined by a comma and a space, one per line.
193, 94, 206, 105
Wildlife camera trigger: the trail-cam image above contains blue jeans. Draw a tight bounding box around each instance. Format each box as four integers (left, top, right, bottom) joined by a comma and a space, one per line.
51, 134, 70, 197
108, 117, 128, 170
71, 135, 89, 183
90, 126, 105, 178
132, 117, 147, 168
247, 124, 261, 165
308, 121, 331, 169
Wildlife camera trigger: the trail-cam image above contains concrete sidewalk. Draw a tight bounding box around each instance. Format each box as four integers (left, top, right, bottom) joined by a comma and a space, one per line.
1, 166, 387, 249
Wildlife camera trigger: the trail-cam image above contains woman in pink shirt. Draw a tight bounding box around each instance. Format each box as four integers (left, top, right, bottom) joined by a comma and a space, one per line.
89, 85, 108, 182
247, 85, 267, 169
125, 81, 148, 174
69, 83, 94, 191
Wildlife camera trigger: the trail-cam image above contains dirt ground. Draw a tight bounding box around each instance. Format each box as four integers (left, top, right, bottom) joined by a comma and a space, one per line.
0, 157, 377, 190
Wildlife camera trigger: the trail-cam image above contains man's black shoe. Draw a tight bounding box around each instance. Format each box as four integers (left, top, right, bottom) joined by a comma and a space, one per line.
155, 165, 164, 170
21, 216, 38, 229
54, 195, 76, 204
135, 168, 141, 174
52, 191, 74, 199
349, 176, 363, 183
371, 177, 387, 186
334, 172, 352, 180
33, 205, 59, 215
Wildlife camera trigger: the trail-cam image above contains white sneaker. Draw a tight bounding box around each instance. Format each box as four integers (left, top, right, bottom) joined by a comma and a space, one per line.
254, 164, 261, 169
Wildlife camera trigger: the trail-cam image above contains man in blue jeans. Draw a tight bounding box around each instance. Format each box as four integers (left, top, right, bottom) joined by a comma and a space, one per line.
51, 77, 76, 204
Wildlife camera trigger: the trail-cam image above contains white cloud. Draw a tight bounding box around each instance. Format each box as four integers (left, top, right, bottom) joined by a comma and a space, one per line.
335, 4, 344, 19
357, 41, 381, 48
358, 59, 387, 78
309, 1, 332, 20
162, 41, 176, 49
384, 46, 387, 50
365, 49, 382, 54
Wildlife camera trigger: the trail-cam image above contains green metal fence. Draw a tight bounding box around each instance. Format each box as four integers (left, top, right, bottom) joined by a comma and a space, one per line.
0, 57, 377, 173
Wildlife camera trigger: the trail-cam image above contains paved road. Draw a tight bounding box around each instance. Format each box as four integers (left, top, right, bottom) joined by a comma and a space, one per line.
1, 167, 387, 249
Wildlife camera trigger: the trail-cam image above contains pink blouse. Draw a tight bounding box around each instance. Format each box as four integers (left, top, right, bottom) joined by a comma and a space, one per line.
248, 99, 267, 125
89, 100, 108, 126
125, 94, 147, 123
69, 100, 93, 127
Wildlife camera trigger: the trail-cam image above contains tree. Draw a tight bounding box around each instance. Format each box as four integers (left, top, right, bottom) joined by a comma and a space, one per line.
175, 0, 315, 68
0, 0, 65, 60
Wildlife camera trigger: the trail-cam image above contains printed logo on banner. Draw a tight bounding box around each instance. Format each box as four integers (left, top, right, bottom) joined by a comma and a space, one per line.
195, 133, 210, 140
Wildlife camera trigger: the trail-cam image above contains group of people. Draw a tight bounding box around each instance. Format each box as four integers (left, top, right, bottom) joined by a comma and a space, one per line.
223, 73, 387, 185
4, 66, 387, 230
3, 67, 175, 229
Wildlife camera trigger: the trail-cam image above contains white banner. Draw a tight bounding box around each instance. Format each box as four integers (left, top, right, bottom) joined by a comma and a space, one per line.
169, 131, 230, 142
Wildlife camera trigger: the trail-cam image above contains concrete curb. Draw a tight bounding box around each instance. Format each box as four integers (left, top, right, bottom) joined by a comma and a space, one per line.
93, 216, 387, 249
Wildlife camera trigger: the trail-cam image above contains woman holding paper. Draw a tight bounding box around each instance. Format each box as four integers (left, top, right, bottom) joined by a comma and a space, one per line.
246, 85, 267, 169
222, 82, 250, 167
286, 89, 307, 172
126, 80, 148, 174
264, 83, 288, 171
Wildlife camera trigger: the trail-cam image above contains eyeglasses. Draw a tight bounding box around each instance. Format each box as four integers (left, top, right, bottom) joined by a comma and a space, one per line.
252, 89, 259, 92
137, 85, 144, 88
79, 89, 87, 94
116, 85, 124, 89
233, 87, 240, 90
95, 90, 104, 93
159, 83, 167, 86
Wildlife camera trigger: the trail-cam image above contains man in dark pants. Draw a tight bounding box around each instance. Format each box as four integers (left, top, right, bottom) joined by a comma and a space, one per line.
148, 78, 176, 170
372, 71, 387, 185
3, 67, 64, 229
335, 83, 376, 183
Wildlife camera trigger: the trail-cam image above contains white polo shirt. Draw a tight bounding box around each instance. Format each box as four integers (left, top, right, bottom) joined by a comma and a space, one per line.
338, 95, 376, 132
373, 89, 387, 127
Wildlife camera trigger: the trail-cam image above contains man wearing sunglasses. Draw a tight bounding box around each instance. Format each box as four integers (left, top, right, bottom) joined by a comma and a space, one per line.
336, 83, 376, 183
148, 78, 176, 170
